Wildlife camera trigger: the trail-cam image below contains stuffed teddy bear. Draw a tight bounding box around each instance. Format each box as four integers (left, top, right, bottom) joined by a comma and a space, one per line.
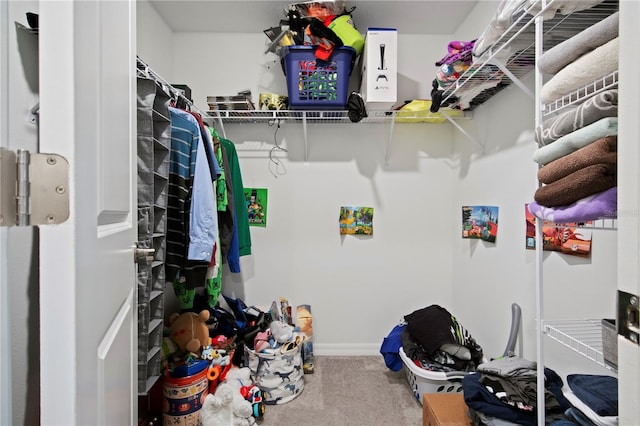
167, 310, 211, 355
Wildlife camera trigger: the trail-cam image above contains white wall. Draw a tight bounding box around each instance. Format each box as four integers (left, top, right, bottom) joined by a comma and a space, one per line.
136, 2, 618, 367
137, 0, 174, 79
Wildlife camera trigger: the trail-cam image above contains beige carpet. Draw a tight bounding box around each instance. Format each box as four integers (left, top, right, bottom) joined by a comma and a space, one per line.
256, 356, 424, 426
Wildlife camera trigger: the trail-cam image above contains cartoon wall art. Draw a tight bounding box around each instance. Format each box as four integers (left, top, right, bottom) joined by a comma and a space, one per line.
339, 206, 373, 235
525, 204, 592, 257
462, 205, 499, 243
244, 188, 268, 227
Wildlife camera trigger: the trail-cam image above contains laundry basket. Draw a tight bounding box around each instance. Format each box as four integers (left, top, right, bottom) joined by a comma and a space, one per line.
400, 303, 522, 405
399, 347, 467, 404
282, 45, 356, 110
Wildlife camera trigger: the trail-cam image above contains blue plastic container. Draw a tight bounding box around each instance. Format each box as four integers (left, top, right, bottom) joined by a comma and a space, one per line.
282, 45, 355, 110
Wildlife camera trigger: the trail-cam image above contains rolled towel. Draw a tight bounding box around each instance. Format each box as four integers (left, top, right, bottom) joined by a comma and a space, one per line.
534, 163, 617, 207
533, 119, 617, 165
537, 136, 617, 184
538, 12, 619, 75
535, 90, 617, 146
527, 187, 617, 223
540, 37, 618, 104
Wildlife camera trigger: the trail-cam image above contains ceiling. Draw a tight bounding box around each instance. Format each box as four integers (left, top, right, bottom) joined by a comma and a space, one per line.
149, 1, 478, 35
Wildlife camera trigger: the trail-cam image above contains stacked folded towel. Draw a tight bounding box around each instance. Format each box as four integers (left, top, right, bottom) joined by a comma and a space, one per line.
538, 12, 618, 75
535, 90, 617, 147
537, 136, 617, 184
533, 118, 617, 166
534, 164, 616, 208
528, 9, 619, 222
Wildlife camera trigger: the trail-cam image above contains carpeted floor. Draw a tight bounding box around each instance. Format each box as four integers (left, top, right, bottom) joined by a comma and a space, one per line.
256, 356, 423, 426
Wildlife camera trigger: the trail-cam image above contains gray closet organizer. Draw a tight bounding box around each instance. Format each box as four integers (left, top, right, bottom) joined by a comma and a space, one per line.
136, 77, 171, 394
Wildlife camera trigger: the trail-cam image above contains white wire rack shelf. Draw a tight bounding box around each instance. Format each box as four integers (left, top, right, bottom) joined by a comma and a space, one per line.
206, 108, 470, 164
542, 217, 618, 230
204, 108, 469, 124
574, 218, 617, 230
543, 70, 618, 117
441, 0, 619, 112
543, 319, 616, 372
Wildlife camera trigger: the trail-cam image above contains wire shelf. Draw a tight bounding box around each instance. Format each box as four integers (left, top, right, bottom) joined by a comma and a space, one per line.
543, 70, 619, 116
205, 108, 470, 124
543, 319, 615, 370
440, 0, 619, 111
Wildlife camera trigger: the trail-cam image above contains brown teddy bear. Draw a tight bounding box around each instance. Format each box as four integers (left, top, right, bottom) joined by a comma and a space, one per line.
168, 310, 211, 355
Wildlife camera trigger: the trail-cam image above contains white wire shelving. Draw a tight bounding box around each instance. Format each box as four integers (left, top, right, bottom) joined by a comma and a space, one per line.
544, 70, 618, 117
205, 108, 470, 164
440, 0, 619, 114
514, 1, 621, 423
543, 319, 617, 371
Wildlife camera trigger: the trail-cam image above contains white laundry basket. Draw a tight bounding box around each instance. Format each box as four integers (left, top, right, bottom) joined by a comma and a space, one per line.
399, 303, 522, 405
399, 347, 467, 404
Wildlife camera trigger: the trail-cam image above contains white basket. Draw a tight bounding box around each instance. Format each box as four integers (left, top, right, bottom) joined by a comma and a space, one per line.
399, 347, 468, 405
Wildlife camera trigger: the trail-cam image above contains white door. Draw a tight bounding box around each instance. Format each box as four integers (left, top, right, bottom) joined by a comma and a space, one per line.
618, 1, 640, 424
38, 1, 137, 425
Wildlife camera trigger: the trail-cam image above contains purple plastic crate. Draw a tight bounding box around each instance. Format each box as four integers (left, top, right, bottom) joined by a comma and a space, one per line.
282, 46, 355, 110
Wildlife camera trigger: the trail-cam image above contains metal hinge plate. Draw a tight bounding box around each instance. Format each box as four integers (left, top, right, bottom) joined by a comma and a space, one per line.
0, 148, 69, 227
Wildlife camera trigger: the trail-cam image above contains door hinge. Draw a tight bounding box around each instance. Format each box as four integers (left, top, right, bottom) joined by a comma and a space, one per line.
0, 148, 69, 227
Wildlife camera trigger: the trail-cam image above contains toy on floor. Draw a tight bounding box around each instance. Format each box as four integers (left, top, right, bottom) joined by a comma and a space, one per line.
200, 381, 235, 426
167, 310, 212, 356
200, 367, 264, 426
225, 367, 265, 421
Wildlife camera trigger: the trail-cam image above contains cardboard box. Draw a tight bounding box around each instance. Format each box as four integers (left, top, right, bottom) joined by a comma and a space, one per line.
423, 393, 472, 426
360, 28, 397, 110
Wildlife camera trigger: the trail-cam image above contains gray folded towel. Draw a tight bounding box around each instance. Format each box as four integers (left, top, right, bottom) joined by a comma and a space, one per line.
538, 12, 619, 75
535, 90, 617, 146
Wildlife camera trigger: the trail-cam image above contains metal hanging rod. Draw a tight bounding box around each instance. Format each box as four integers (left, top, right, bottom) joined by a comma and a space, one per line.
136, 57, 209, 121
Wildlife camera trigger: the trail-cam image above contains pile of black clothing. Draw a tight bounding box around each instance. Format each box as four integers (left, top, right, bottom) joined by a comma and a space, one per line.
402, 304, 484, 372
462, 356, 571, 425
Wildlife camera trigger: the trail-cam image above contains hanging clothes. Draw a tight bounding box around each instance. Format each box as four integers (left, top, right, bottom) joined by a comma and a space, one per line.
220, 137, 252, 272
166, 106, 217, 309
215, 134, 236, 270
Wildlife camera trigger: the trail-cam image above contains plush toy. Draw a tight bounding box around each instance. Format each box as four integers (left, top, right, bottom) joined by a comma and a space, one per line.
168, 310, 211, 355
200, 382, 235, 426
200, 379, 257, 426
224, 367, 263, 425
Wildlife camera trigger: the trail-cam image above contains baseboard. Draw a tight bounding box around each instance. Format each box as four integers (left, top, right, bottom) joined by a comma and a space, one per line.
313, 343, 380, 356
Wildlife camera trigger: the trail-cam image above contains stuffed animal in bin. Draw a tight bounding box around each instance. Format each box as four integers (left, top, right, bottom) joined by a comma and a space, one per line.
200, 367, 264, 426
167, 310, 211, 356
200, 381, 235, 426
225, 367, 264, 422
